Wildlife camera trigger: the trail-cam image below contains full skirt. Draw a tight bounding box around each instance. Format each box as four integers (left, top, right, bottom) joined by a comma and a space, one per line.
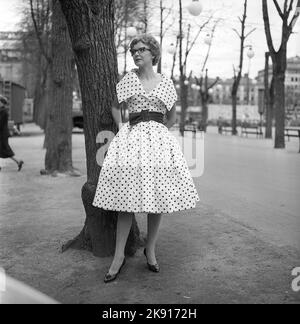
92, 121, 200, 214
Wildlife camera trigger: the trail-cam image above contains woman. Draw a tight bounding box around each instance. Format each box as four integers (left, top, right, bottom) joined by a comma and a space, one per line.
0, 95, 24, 172
92, 34, 200, 283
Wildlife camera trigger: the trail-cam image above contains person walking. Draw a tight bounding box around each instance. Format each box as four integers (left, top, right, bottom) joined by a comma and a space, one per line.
0, 95, 24, 172
92, 34, 200, 283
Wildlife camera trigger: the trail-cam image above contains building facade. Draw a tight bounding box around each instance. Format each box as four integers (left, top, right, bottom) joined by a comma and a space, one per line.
256, 56, 300, 119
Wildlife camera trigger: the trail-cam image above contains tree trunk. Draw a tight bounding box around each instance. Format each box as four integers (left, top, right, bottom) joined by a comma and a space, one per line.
34, 56, 49, 130
59, 0, 141, 257
33, 54, 42, 125
273, 63, 286, 149
43, 0, 75, 174
180, 77, 188, 136
265, 52, 272, 139
266, 76, 274, 139
157, 0, 163, 74
200, 92, 208, 132
231, 83, 239, 135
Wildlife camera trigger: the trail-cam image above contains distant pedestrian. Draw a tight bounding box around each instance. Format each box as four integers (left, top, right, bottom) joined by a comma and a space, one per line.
0, 95, 24, 172
217, 116, 223, 134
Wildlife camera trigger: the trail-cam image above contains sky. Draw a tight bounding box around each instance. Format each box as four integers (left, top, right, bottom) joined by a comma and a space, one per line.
0, 0, 300, 80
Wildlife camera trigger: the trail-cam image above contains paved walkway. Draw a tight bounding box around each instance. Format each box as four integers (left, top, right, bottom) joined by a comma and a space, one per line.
0, 123, 299, 304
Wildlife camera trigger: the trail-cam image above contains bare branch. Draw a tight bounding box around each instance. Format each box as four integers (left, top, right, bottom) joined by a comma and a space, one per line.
262, 0, 276, 54
184, 14, 213, 61
183, 24, 192, 70
273, 0, 284, 18
30, 0, 51, 63
170, 36, 179, 80
287, 0, 295, 15
284, 0, 288, 13
233, 28, 241, 38
201, 19, 221, 72
245, 28, 256, 39
288, 1, 300, 30
208, 77, 220, 90
162, 17, 176, 38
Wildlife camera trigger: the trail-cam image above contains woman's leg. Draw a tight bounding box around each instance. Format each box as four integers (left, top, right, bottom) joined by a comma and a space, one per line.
9, 157, 23, 171
107, 211, 133, 275
10, 157, 19, 164
146, 213, 162, 265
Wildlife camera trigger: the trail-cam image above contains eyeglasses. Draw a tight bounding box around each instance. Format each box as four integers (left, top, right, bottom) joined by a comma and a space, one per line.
130, 47, 151, 56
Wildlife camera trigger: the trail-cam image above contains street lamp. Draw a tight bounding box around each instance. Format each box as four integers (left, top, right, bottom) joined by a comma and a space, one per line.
216, 84, 223, 104
247, 46, 255, 59
204, 33, 212, 45
167, 43, 177, 55
127, 26, 137, 38
245, 45, 255, 105
187, 0, 203, 16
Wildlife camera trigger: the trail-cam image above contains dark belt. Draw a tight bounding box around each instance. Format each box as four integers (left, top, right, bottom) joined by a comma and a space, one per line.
129, 110, 164, 126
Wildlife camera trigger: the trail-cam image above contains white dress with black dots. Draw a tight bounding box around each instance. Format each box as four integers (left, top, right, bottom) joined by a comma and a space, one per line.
92, 69, 200, 214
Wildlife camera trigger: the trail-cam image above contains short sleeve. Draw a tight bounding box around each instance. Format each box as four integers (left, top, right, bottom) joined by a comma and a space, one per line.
153, 76, 178, 111
116, 71, 140, 104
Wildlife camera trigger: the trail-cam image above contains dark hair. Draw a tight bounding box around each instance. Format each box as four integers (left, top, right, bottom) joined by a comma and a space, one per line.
129, 34, 161, 66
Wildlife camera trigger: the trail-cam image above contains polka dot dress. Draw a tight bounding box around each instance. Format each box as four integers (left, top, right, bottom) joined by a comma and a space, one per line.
92, 69, 200, 214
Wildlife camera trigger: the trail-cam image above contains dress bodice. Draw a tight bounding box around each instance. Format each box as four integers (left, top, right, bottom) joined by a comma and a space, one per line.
126, 94, 167, 114
116, 69, 177, 114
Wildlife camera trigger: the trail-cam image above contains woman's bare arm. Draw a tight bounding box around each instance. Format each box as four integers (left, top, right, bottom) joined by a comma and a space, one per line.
165, 104, 177, 129
111, 97, 123, 130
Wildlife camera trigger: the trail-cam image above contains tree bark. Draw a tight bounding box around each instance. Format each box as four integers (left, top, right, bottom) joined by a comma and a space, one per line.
273, 59, 286, 148
200, 93, 208, 132
262, 0, 300, 149
59, 0, 141, 257
231, 0, 248, 136
43, 0, 76, 173
179, 77, 188, 136
264, 52, 273, 139
231, 92, 238, 135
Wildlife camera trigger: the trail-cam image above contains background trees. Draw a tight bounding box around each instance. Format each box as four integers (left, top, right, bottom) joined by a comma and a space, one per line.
231, 0, 256, 135
262, 0, 300, 148
19, 0, 51, 130
42, 0, 77, 175
26, 0, 76, 175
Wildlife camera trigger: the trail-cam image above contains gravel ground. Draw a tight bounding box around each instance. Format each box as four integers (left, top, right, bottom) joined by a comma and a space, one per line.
0, 123, 299, 304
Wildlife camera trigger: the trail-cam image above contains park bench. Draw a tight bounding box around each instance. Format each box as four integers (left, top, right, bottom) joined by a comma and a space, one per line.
171, 123, 198, 137
285, 127, 300, 153
241, 124, 263, 138
220, 125, 234, 135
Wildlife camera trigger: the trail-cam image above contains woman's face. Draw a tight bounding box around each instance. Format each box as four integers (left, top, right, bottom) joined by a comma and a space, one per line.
131, 41, 153, 67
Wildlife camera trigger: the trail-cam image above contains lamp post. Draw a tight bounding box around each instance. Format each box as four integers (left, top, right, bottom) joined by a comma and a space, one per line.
245, 45, 255, 105
178, 0, 203, 136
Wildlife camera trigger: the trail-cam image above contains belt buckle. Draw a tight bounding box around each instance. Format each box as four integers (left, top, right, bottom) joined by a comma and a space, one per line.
141, 109, 150, 122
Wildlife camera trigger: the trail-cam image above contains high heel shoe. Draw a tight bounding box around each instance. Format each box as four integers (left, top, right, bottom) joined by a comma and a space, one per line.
103, 258, 126, 283
143, 248, 160, 273
17, 160, 24, 172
